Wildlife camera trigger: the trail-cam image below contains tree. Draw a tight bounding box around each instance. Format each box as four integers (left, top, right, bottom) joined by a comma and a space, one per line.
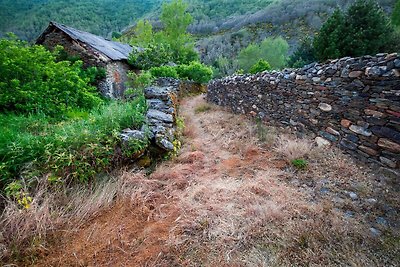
343, 0, 394, 57
237, 36, 289, 72
128, 0, 198, 67
237, 44, 261, 72
288, 37, 316, 68
158, 0, 197, 64
130, 19, 154, 47
313, 9, 345, 61
259, 37, 289, 70
314, 1, 396, 61
392, 0, 400, 29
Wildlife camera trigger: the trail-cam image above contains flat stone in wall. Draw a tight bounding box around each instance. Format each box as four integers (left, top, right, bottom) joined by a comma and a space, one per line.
207, 53, 400, 173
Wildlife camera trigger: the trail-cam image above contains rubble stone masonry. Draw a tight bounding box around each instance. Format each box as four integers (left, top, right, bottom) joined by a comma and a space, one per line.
207, 53, 400, 173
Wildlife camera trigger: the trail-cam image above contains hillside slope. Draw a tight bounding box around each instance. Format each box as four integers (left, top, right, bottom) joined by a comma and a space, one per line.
0, 0, 160, 40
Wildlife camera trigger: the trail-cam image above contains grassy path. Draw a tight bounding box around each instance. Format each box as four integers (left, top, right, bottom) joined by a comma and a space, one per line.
37, 95, 399, 266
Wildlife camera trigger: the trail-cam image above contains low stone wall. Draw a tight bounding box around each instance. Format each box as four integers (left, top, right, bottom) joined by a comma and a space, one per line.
121, 78, 204, 159
207, 53, 400, 173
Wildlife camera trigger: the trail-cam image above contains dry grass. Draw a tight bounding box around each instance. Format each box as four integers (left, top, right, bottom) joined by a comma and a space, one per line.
274, 135, 313, 161
0, 172, 147, 264
4, 95, 399, 266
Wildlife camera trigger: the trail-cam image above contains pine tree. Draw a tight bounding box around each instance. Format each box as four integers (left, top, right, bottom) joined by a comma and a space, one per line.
313, 9, 345, 61
392, 0, 400, 29
343, 0, 393, 57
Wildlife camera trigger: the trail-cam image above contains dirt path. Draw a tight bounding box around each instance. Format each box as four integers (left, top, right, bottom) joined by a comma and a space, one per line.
37, 95, 399, 266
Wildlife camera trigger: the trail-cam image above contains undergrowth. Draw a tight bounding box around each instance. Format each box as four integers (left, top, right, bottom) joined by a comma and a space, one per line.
0, 95, 147, 190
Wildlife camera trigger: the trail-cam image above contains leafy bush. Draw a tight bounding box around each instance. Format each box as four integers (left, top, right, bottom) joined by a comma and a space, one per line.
0, 96, 147, 188
128, 44, 173, 70
149, 65, 179, 78
177, 62, 213, 84
249, 59, 271, 74
82, 66, 107, 85
0, 37, 103, 118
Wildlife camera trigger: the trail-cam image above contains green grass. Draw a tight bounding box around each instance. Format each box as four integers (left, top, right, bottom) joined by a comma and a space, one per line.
0, 95, 147, 189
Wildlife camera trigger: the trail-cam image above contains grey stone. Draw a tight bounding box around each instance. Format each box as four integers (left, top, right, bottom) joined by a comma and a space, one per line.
155, 135, 174, 151
366, 66, 382, 77
147, 109, 174, 123
344, 210, 355, 218
318, 103, 332, 112
379, 157, 397, 168
315, 137, 331, 147
369, 227, 381, 237
319, 131, 339, 142
120, 129, 146, 142
376, 217, 388, 227
340, 139, 358, 150
144, 86, 172, 100
349, 192, 358, 200
349, 125, 372, 137
370, 126, 400, 143
394, 59, 400, 68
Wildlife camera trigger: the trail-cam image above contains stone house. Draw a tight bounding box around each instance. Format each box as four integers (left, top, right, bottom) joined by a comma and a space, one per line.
36, 21, 136, 98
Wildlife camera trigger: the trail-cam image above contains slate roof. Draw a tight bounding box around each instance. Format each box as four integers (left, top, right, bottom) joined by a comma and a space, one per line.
37, 22, 134, 61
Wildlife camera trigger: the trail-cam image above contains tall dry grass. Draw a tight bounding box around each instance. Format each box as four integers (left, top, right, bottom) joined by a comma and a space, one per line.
0, 171, 149, 263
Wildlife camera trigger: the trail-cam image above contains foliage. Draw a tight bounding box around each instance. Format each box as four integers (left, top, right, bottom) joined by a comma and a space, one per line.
288, 37, 316, 68
176, 62, 213, 84
0, 0, 160, 41
313, 9, 345, 61
82, 66, 107, 85
237, 36, 289, 72
128, 0, 198, 68
0, 37, 103, 117
0, 96, 147, 189
126, 71, 154, 94
249, 59, 272, 74
343, 0, 395, 57
393, 0, 400, 29
291, 158, 308, 170
149, 66, 179, 79
128, 44, 173, 70
314, 1, 396, 61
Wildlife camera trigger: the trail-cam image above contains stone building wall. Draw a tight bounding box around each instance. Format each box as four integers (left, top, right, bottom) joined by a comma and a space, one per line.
39, 29, 132, 99
39, 29, 109, 67
98, 61, 131, 98
207, 53, 400, 172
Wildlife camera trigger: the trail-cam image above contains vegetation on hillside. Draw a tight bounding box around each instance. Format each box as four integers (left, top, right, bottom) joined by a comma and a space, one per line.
127, 0, 213, 84
0, 0, 160, 40
0, 36, 147, 195
314, 0, 397, 60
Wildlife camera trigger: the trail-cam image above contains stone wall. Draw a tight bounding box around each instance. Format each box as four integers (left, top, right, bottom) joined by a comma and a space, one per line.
99, 61, 131, 98
40, 28, 132, 99
207, 53, 400, 173
121, 78, 204, 157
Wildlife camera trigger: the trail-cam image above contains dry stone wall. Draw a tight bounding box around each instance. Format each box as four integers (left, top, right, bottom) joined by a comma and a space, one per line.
207, 53, 400, 173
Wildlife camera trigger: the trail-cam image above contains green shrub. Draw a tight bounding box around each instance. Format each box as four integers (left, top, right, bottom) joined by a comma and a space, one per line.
177, 61, 213, 84
249, 59, 271, 74
82, 66, 107, 84
0, 96, 147, 188
0, 37, 104, 117
128, 43, 173, 70
291, 158, 308, 170
149, 65, 179, 78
